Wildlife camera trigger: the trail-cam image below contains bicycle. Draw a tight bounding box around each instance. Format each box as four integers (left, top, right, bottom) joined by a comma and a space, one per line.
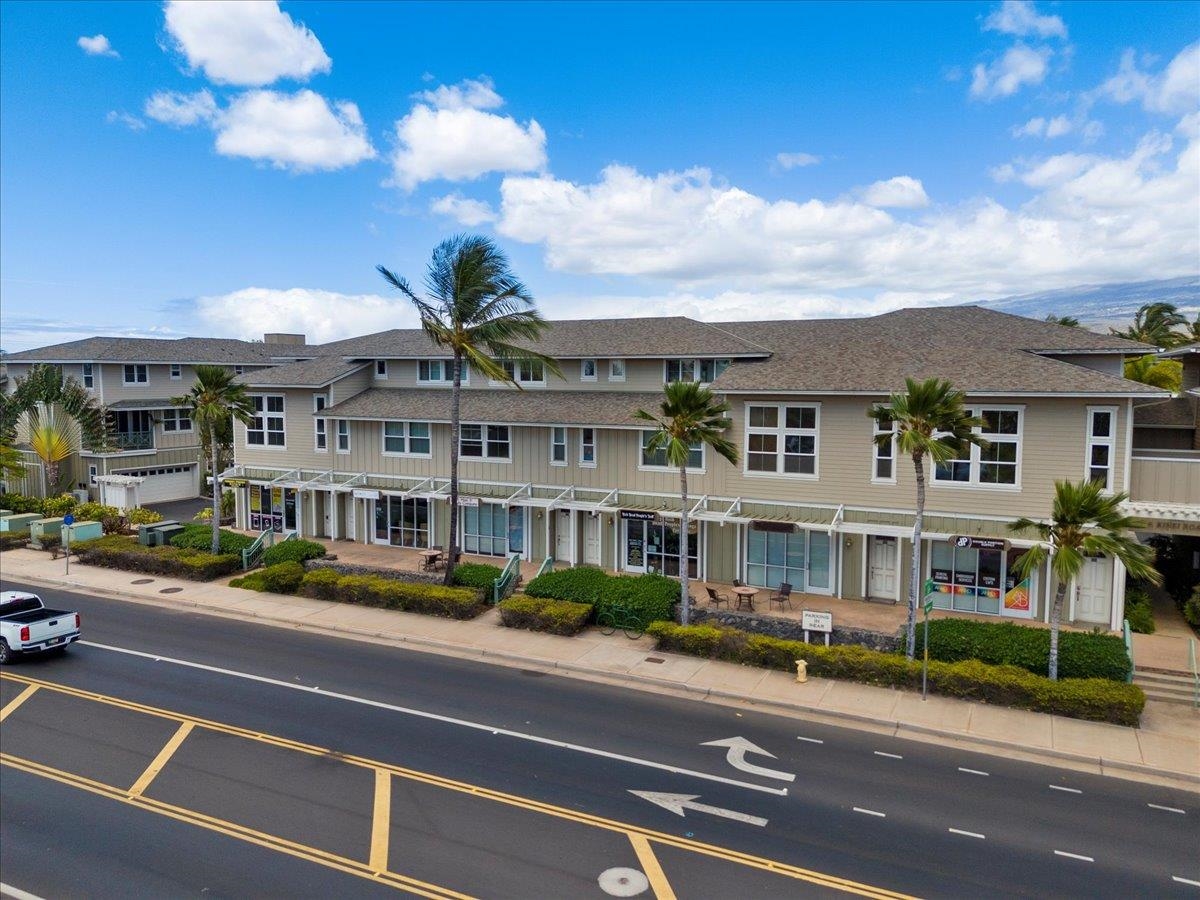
597, 603, 645, 640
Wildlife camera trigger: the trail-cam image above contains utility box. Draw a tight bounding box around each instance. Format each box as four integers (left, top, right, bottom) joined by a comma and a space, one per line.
155, 524, 186, 547
62, 521, 103, 544
29, 517, 66, 549
138, 520, 179, 546
0, 509, 12, 518
0, 513, 42, 533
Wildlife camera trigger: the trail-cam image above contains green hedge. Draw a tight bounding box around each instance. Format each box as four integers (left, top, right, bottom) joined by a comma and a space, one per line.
497, 596, 593, 636
1124, 586, 1155, 635
41, 493, 78, 517
0, 492, 44, 514
170, 524, 256, 555
262, 539, 327, 567
912, 618, 1131, 682
231, 561, 306, 593
524, 568, 677, 624
74, 534, 240, 581
0, 532, 30, 551
649, 622, 1145, 726
296, 569, 485, 619
1184, 586, 1200, 628
451, 562, 504, 589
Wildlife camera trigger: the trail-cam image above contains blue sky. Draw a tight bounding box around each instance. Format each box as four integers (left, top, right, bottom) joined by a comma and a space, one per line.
1, 0, 1196, 350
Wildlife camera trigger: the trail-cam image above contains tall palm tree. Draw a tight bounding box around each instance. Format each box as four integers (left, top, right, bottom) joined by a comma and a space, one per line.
636, 382, 738, 626
1110, 302, 1187, 347
1124, 354, 1182, 391
1009, 480, 1159, 681
0, 363, 107, 451
868, 378, 987, 660
173, 365, 256, 554
378, 235, 559, 586
1044, 314, 1081, 328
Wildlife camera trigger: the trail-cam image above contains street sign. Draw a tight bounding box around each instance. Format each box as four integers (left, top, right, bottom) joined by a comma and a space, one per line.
63, 514, 75, 526
801, 610, 832, 633
923, 596, 935, 615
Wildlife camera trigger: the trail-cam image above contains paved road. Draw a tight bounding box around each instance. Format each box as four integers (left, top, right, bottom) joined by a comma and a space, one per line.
2, 581, 1197, 899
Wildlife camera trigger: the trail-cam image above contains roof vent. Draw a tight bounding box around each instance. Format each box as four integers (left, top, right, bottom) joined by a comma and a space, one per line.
263, 333, 306, 345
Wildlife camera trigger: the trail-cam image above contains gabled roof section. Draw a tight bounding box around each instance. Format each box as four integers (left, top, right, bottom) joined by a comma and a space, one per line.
1158, 342, 1199, 358
235, 357, 369, 388
4, 336, 282, 365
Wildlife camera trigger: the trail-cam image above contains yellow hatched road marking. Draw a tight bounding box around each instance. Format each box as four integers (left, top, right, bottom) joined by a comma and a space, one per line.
0, 683, 38, 722
129, 721, 193, 797
372, 769, 392, 873
628, 833, 677, 900
0, 672, 915, 900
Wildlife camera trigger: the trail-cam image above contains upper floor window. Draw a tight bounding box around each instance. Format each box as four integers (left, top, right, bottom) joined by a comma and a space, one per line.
170, 363, 182, 380
161, 409, 192, 432
314, 395, 327, 451
383, 421, 431, 456
81, 363, 93, 389
550, 426, 567, 465
609, 359, 626, 382
417, 359, 465, 384
871, 410, 896, 483
1086, 407, 1117, 491
461, 424, 511, 461
934, 406, 1022, 487
123, 364, 148, 384
579, 428, 596, 467
234, 365, 245, 375
580, 359, 597, 382
500, 359, 545, 386
375, 360, 388, 380
336, 419, 350, 453
745, 403, 818, 476
665, 358, 729, 384
247, 395, 285, 447
641, 430, 703, 471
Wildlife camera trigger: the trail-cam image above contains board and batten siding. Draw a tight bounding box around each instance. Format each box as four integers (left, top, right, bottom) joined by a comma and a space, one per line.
369, 358, 670, 393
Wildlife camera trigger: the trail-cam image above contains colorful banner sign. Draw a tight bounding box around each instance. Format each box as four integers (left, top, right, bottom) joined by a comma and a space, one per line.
1003, 579, 1031, 612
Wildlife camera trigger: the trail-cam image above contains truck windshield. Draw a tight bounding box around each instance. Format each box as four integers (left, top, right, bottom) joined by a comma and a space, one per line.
1, 597, 43, 616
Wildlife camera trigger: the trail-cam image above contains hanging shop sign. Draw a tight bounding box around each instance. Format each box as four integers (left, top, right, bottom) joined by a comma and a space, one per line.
223, 478, 247, 487
620, 509, 659, 522
750, 520, 795, 534
352, 489, 380, 500
950, 535, 1010, 551
457, 496, 480, 507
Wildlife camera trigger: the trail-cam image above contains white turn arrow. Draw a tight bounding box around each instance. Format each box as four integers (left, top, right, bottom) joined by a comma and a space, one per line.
629, 791, 768, 827
701, 736, 796, 783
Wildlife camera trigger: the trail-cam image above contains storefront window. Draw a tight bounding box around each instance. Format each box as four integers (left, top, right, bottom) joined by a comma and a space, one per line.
641, 521, 697, 578
463, 503, 509, 556
745, 528, 831, 591
929, 542, 1029, 616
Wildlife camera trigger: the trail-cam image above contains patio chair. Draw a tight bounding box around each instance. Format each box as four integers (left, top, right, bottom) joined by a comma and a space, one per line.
768, 582, 793, 611
705, 586, 730, 608
732, 577, 743, 588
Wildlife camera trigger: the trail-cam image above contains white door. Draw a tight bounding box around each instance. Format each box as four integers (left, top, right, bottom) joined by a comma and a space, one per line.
868, 536, 898, 599
1076, 556, 1113, 624
555, 510, 573, 563
583, 514, 601, 566
123, 465, 197, 504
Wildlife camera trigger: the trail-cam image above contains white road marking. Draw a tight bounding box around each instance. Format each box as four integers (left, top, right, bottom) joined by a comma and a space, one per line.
948, 828, 985, 839
0, 884, 48, 900
796, 736, 824, 744
1049, 784, 1082, 794
78, 640, 788, 796
1172, 875, 1200, 887
1054, 851, 1094, 862
958, 767, 989, 776
873, 751, 903, 760
701, 736, 795, 782
630, 791, 769, 827
852, 807, 886, 818
1147, 803, 1186, 814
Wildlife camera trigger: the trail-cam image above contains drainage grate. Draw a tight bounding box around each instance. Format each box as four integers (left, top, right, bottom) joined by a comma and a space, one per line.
131, 579, 154, 585
159, 587, 183, 594
644, 657, 665, 664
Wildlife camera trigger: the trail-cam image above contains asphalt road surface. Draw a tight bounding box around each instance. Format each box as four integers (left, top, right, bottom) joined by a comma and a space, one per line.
1, 580, 1197, 899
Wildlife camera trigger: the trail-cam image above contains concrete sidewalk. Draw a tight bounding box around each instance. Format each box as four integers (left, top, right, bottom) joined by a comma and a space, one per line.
2, 548, 1197, 790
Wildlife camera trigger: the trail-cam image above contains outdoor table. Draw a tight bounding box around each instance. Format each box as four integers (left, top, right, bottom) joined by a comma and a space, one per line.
420, 549, 443, 571
732, 586, 758, 611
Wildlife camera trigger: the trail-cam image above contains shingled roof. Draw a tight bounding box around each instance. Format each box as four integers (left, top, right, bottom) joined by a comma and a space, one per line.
3, 336, 284, 365
235, 357, 368, 388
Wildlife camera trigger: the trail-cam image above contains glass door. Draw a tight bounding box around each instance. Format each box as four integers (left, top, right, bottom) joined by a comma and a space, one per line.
507, 505, 525, 557
624, 520, 646, 572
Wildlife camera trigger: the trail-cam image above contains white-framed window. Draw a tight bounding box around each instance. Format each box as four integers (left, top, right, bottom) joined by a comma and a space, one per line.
460, 424, 511, 461
170, 363, 182, 380
123, 364, 148, 384
499, 359, 545, 386
871, 409, 897, 484
314, 394, 327, 451
336, 419, 350, 453
234, 365, 245, 375
744, 403, 819, 477
665, 358, 729, 384
1086, 406, 1117, 491
580, 359, 597, 382
609, 359, 626, 382
579, 428, 596, 467
550, 426, 567, 465
88, 464, 98, 485
161, 409, 192, 432
81, 363, 93, 389
247, 395, 285, 447
934, 406, 1022, 487
417, 359, 465, 385
383, 421, 432, 456
375, 360, 388, 380
640, 430, 703, 471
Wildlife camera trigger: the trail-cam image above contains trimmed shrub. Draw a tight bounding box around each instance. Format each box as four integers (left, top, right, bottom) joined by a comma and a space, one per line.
498, 596, 593, 635
0, 532, 30, 551
41, 493, 78, 517
648, 622, 1145, 726
262, 539, 327, 567
231, 561, 306, 594
1184, 586, 1200, 628
296, 569, 484, 619
126, 507, 164, 526
1124, 587, 1155, 635
170, 524, 255, 555
297, 567, 342, 601
73, 534, 239, 580
75, 502, 125, 534
452, 562, 504, 590
525, 568, 677, 624
911, 618, 1131, 682
0, 492, 44, 515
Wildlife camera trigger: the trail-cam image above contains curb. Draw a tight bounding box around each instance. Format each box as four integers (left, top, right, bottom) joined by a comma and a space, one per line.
9, 568, 1200, 793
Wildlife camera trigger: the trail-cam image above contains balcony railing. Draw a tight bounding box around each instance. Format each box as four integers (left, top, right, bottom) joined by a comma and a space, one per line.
1129, 450, 1200, 505
84, 430, 155, 453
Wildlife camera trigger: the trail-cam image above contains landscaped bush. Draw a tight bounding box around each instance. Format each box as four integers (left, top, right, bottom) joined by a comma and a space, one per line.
297, 566, 342, 601
911, 618, 1131, 682
649, 622, 1145, 726
73, 502, 126, 534
0, 492, 44, 515
170, 524, 256, 555
73, 534, 239, 580
41, 493, 78, 517
525, 568, 677, 624
1124, 586, 1156, 635
498, 596, 593, 635
0, 532, 30, 551
1184, 586, 1200, 629
126, 507, 164, 526
262, 538, 327, 567
451, 562, 503, 589
295, 569, 484, 618
230, 561, 306, 594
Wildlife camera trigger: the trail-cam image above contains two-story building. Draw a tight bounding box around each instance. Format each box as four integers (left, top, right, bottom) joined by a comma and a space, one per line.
223, 306, 1186, 631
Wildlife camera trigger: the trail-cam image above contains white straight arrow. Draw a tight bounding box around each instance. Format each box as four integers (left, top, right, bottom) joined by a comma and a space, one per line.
701, 736, 796, 783
630, 791, 768, 827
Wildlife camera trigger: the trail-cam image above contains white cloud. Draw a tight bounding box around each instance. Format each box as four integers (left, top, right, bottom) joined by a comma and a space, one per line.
412, 77, 503, 111
194, 288, 419, 343
1096, 42, 1200, 116
1012, 114, 1090, 139
858, 176, 930, 208
430, 194, 497, 226
983, 1, 1068, 39
144, 89, 218, 126
213, 90, 376, 172
775, 152, 820, 169
971, 44, 1051, 100
163, 0, 331, 86
78, 34, 119, 57
106, 110, 146, 131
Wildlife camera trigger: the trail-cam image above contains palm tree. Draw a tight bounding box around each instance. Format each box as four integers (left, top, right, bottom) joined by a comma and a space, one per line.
1124, 354, 1183, 391
378, 235, 559, 585
26, 403, 75, 494
868, 378, 987, 660
1044, 314, 1081, 328
1110, 302, 1187, 347
173, 365, 256, 554
1187, 314, 1200, 345
635, 382, 738, 625
1009, 480, 1159, 681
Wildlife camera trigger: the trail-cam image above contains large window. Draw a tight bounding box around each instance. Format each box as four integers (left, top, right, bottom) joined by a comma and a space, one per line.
247, 395, 285, 446
928, 542, 1032, 617
745, 404, 818, 476
934, 407, 1022, 487
641, 431, 702, 470
383, 421, 431, 456
161, 409, 192, 432
123, 364, 148, 384
462, 503, 509, 556
745, 527, 831, 591
1086, 407, 1117, 491
550, 427, 567, 465
418, 359, 465, 384
665, 358, 729, 384
82, 363, 93, 389
314, 395, 327, 451
644, 521, 698, 578
871, 411, 896, 483
579, 428, 596, 467
375, 496, 430, 548
500, 359, 545, 385
461, 424, 511, 460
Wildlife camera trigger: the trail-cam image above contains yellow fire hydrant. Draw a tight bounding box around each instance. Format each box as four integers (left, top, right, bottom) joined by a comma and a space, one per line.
795, 659, 808, 683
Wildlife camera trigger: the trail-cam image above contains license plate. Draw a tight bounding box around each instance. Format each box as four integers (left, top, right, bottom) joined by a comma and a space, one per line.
49, 637, 63, 645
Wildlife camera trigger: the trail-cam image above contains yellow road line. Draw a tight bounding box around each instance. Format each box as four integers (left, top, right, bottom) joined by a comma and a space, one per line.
629, 833, 677, 900
0, 683, 38, 722
128, 721, 193, 798
372, 769, 392, 873
0, 671, 914, 900
1, 753, 473, 900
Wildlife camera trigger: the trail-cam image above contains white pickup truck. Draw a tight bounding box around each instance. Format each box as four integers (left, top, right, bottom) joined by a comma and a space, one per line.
0, 591, 81, 664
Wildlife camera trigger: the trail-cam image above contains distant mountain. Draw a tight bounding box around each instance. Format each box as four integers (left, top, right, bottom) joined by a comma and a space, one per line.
970, 276, 1199, 329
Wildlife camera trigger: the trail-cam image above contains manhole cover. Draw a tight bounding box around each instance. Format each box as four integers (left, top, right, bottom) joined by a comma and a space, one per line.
131, 578, 154, 585
644, 657, 665, 664
159, 587, 183, 594
598, 867, 649, 897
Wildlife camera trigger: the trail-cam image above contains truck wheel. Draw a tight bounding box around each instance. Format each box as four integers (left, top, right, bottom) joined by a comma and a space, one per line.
0, 639, 14, 665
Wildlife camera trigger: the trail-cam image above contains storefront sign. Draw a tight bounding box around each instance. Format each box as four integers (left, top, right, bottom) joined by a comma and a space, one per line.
950, 535, 1009, 551
457, 496, 480, 507
801, 610, 833, 633
620, 509, 659, 522
352, 489, 380, 500
750, 520, 795, 534
1003, 579, 1031, 611
224, 478, 247, 487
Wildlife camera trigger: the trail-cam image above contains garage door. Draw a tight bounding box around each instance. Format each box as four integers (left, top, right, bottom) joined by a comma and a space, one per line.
115, 465, 198, 504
